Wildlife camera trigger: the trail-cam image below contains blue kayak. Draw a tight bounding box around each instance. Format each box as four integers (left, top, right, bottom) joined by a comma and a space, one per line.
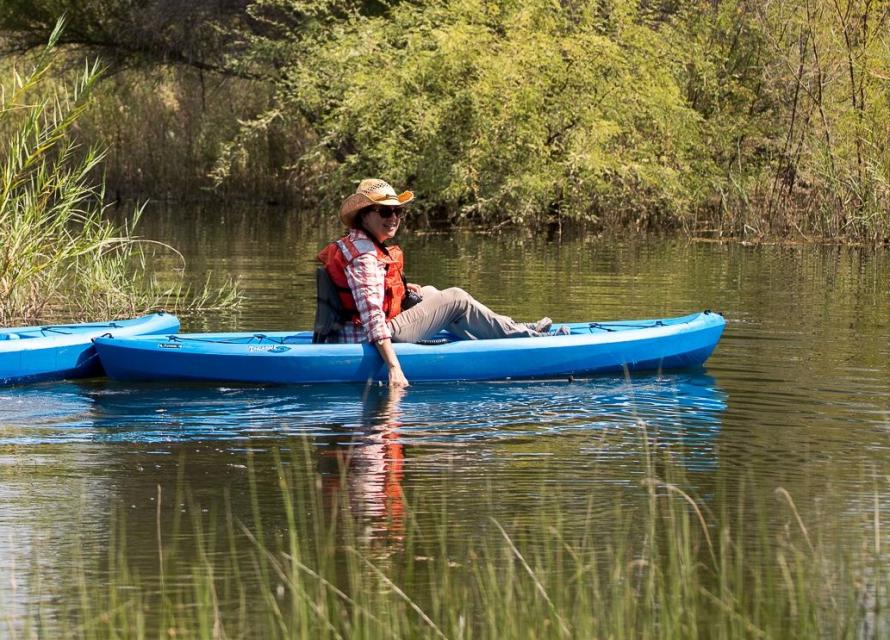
1, 312, 180, 386
93, 311, 725, 384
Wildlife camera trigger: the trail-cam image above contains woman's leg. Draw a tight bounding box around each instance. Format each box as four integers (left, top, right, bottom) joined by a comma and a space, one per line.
388, 286, 457, 343
389, 287, 539, 342
443, 288, 539, 340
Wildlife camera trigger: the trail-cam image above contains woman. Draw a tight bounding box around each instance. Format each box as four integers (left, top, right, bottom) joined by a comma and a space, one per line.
317, 178, 566, 387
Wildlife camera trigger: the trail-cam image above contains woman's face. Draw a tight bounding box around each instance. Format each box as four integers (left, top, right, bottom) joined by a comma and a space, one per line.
362, 205, 404, 242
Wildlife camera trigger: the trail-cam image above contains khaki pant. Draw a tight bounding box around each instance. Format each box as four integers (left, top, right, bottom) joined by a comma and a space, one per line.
388, 286, 539, 342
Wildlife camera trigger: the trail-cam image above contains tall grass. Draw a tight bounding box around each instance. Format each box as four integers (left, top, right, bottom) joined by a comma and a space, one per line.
8, 435, 885, 639
0, 21, 238, 326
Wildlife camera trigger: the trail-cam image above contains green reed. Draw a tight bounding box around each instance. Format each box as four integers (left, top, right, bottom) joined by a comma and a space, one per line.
0, 20, 238, 325
6, 432, 884, 640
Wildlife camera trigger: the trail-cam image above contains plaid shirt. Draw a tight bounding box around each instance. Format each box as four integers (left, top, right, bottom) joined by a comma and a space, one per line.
335, 229, 393, 344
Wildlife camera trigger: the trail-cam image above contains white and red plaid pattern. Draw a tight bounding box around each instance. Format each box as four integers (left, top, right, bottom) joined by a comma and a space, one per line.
335, 229, 393, 344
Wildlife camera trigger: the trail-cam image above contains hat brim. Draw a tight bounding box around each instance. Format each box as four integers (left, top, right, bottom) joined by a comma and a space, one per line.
339, 191, 414, 227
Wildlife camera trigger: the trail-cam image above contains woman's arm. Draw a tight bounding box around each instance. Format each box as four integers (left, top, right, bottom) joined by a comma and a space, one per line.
375, 338, 409, 387
346, 253, 410, 386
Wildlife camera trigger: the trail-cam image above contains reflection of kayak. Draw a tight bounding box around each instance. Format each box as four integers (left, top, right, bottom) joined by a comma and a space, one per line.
0, 372, 726, 483
0, 313, 180, 386
0, 373, 725, 455
93, 311, 724, 384
4, 373, 724, 445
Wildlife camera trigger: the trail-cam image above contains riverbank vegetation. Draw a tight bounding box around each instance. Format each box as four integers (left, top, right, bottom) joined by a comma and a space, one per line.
0, 23, 238, 324
9, 440, 884, 638
1, 1, 888, 241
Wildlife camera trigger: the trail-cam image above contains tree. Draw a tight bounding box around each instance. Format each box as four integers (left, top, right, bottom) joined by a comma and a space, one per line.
0, 0, 254, 74
238, 0, 713, 228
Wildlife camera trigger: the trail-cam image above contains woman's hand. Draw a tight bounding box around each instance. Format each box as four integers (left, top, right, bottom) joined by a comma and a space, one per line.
406, 282, 422, 295
388, 365, 410, 388
374, 338, 410, 387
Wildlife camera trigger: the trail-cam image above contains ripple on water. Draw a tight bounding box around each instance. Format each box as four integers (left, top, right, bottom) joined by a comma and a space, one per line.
0, 374, 726, 450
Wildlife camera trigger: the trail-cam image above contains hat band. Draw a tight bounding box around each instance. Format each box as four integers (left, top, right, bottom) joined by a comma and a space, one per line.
362, 190, 413, 205
366, 192, 396, 202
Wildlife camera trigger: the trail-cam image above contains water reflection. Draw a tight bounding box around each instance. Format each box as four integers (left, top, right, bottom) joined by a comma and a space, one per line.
0, 373, 728, 614
0, 374, 728, 543
0, 374, 726, 456
317, 387, 408, 544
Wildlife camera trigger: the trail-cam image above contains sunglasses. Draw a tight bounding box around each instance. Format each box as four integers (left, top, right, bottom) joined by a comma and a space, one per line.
371, 206, 406, 220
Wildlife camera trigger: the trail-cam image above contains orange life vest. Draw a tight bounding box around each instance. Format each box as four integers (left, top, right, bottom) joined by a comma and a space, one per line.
317, 234, 406, 325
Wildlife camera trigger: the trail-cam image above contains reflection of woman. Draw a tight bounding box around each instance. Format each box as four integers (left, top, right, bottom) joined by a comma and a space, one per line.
318, 178, 567, 387
318, 387, 407, 543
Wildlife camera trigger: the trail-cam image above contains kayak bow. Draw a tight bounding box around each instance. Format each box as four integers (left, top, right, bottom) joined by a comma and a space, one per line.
1, 312, 180, 385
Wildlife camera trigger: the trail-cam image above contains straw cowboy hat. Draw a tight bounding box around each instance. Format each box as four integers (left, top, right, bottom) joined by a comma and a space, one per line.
339, 179, 414, 227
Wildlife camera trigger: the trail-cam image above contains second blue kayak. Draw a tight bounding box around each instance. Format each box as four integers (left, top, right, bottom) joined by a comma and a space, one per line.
1, 312, 180, 386
93, 311, 725, 384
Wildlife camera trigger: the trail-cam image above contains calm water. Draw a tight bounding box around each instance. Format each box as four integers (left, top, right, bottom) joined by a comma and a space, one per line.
1, 204, 889, 625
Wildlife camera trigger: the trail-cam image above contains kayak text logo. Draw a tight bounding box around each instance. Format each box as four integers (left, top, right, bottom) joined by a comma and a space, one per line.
247, 345, 291, 353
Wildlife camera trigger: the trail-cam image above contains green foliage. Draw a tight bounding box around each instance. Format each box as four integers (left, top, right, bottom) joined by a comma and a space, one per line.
750, 0, 890, 239
0, 21, 239, 323
3, 0, 886, 240
79, 67, 291, 202
0, 0, 247, 71
659, 0, 889, 239
243, 0, 712, 228
0, 1, 298, 203
240, 0, 889, 238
